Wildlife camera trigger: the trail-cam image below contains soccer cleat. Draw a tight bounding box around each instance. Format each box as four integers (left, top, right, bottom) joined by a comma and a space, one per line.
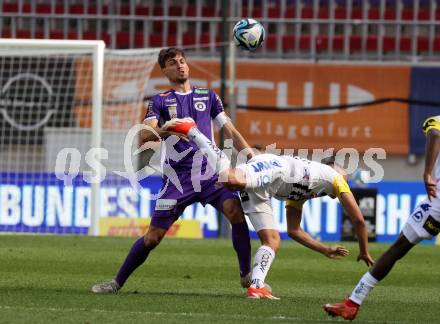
247, 286, 280, 300
91, 279, 120, 294
240, 272, 251, 288
162, 117, 196, 135
323, 298, 359, 321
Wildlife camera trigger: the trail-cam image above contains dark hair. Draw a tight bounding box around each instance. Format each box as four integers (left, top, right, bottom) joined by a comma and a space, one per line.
321, 155, 336, 165
157, 47, 186, 68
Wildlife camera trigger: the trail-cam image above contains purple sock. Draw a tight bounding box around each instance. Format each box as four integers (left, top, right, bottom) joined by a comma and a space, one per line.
231, 222, 251, 277
115, 237, 152, 287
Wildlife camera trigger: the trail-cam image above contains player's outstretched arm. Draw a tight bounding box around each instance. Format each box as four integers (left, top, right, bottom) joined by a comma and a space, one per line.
424, 128, 440, 201
141, 119, 188, 143
339, 192, 374, 267
222, 121, 255, 160
286, 206, 349, 259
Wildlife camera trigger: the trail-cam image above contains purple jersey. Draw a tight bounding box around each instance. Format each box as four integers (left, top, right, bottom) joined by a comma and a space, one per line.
144, 87, 224, 172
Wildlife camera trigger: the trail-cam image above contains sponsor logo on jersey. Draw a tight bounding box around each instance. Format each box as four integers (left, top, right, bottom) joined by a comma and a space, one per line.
193, 96, 209, 101
412, 211, 423, 223
194, 88, 209, 94
250, 159, 282, 172
194, 102, 206, 112
155, 199, 177, 211
165, 98, 176, 103
423, 215, 440, 236
167, 105, 177, 118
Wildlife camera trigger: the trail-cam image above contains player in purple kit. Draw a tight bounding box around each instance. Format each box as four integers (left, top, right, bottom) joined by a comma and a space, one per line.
91, 48, 253, 294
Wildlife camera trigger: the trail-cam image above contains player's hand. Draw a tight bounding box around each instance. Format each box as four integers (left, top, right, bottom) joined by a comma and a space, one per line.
357, 252, 374, 267
424, 173, 437, 201
324, 245, 350, 259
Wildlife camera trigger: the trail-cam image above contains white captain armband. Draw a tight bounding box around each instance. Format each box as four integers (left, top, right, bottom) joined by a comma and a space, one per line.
213, 112, 231, 129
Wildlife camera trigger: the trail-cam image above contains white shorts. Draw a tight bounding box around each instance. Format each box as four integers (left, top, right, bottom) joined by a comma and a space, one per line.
239, 190, 277, 232
402, 198, 440, 244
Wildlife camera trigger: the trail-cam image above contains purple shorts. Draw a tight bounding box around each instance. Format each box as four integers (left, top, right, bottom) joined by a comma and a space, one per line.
151, 172, 239, 230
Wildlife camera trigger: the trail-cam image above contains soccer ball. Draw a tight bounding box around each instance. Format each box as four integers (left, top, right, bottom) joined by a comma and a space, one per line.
233, 18, 265, 51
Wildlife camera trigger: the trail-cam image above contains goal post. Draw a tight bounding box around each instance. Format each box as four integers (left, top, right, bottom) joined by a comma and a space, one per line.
0, 39, 160, 236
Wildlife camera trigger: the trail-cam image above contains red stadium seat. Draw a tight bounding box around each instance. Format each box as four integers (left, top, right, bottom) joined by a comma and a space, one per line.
300, 35, 311, 50
169, 21, 177, 34
301, 7, 313, 18
169, 6, 183, 16
418, 9, 430, 20
16, 29, 32, 39
167, 34, 177, 46
149, 34, 162, 47
268, 7, 281, 18
282, 35, 295, 51
49, 30, 65, 39
350, 35, 362, 51
88, 5, 109, 14
67, 31, 79, 40
119, 5, 130, 15
183, 33, 196, 46
318, 8, 329, 19
135, 32, 145, 48
186, 5, 196, 16
35, 30, 45, 39
1, 29, 12, 38
383, 36, 396, 52
135, 6, 149, 16
202, 6, 216, 17
335, 8, 347, 19
351, 7, 363, 19
384, 9, 396, 20
36, 4, 51, 14
285, 6, 295, 18
316, 35, 329, 51
400, 37, 412, 52
266, 33, 277, 50
3, 2, 18, 12
200, 32, 210, 45
368, 8, 380, 19
367, 35, 378, 51
116, 31, 130, 48
69, 4, 84, 14
401, 8, 413, 20
434, 37, 440, 52
251, 7, 263, 18
332, 35, 344, 50
417, 37, 429, 52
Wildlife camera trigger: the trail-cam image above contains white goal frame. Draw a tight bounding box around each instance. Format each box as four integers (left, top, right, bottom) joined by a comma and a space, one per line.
0, 38, 105, 236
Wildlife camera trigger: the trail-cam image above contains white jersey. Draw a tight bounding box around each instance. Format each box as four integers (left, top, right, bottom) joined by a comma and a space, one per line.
237, 154, 351, 231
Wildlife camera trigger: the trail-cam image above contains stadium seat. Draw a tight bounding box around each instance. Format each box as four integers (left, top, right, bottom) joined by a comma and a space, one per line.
169, 6, 183, 16
88, 5, 109, 14
49, 30, 65, 39
16, 29, 32, 39
316, 35, 329, 51
285, 6, 295, 18
384, 9, 396, 20
333, 35, 344, 50
300, 35, 311, 50
135, 5, 149, 16
2, 2, 18, 12
368, 8, 380, 19
69, 4, 84, 14
202, 6, 216, 17
367, 35, 378, 51
186, 5, 197, 16
168, 34, 177, 47
183, 33, 196, 46
266, 33, 277, 50
301, 7, 313, 18
251, 7, 263, 18
335, 7, 347, 19
200, 32, 210, 45
1, 29, 12, 38
417, 36, 429, 52
350, 35, 362, 51
36, 4, 51, 14
400, 37, 412, 52
149, 34, 162, 47
169, 21, 177, 34
351, 7, 363, 19
268, 7, 281, 18
318, 8, 329, 19
282, 35, 295, 51
116, 31, 130, 48
383, 36, 396, 52
135, 32, 145, 48
119, 5, 130, 15
434, 37, 440, 52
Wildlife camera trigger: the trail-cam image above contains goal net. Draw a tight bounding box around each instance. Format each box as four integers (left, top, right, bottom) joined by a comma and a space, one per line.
0, 39, 160, 235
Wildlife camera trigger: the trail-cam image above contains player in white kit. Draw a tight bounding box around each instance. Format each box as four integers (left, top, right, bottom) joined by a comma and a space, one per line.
323, 115, 440, 320
164, 118, 374, 300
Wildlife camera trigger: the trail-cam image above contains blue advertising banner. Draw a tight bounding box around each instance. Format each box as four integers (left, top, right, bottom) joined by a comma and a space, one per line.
0, 173, 432, 243
409, 67, 440, 155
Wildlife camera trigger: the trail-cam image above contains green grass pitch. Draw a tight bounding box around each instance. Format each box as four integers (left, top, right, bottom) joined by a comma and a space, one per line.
0, 235, 439, 323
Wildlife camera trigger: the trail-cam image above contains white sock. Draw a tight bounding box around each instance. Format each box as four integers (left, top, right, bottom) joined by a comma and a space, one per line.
250, 245, 275, 288
350, 272, 379, 305
188, 127, 230, 173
